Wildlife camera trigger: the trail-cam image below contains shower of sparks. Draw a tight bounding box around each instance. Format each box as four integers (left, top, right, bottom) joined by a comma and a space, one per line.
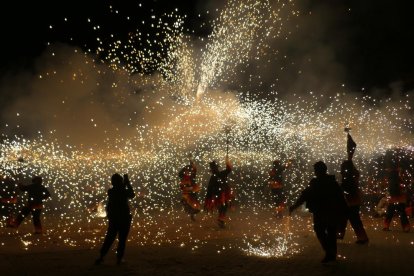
241, 216, 302, 258
242, 233, 301, 258
1, 0, 414, 257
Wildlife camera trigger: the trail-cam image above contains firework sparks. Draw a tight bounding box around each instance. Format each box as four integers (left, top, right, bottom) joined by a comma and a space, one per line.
1, 0, 413, 256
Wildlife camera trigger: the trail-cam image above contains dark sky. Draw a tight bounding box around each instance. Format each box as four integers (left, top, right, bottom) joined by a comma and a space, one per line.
1, 0, 414, 93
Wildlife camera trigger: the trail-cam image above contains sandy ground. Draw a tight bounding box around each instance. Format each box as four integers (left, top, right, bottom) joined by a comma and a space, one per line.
1, 207, 413, 275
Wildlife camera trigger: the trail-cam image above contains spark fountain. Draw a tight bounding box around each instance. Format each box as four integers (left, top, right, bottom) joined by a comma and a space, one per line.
0, 0, 413, 258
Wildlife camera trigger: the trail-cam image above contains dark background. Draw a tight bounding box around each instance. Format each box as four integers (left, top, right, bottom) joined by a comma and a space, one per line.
1, 0, 413, 93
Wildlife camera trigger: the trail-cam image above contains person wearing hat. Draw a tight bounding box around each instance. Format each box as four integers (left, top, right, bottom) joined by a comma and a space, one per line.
289, 161, 347, 263
204, 156, 233, 228
178, 159, 201, 221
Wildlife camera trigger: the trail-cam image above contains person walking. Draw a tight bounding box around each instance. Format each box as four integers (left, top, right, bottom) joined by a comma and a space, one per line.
339, 160, 369, 243
289, 161, 347, 263
95, 173, 135, 265
12, 176, 50, 234
337, 132, 369, 244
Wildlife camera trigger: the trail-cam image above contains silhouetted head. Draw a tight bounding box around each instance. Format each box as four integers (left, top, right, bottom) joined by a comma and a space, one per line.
111, 173, 124, 188
210, 161, 219, 172
313, 161, 327, 177
272, 160, 280, 167
32, 176, 43, 185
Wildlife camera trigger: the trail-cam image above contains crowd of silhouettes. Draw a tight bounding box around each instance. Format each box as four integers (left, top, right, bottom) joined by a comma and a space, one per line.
1, 129, 413, 265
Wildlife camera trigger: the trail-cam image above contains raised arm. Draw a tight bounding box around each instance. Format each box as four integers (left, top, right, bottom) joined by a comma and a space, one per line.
124, 174, 135, 199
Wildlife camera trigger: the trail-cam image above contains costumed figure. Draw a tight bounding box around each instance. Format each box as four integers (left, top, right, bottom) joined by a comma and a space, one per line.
268, 159, 291, 217
383, 158, 410, 232
337, 131, 369, 244
12, 176, 50, 234
178, 159, 201, 221
204, 156, 233, 228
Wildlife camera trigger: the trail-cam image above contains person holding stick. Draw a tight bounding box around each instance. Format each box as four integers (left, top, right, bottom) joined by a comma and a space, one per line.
337, 129, 369, 244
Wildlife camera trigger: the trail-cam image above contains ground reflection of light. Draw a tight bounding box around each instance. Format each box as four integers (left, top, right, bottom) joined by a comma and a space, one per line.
242, 233, 302, 258
21, 239, 32, 248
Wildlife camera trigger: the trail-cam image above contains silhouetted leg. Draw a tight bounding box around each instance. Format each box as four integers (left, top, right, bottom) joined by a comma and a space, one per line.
116, 217, 132, 263
326, 223, 337, 259
348, 206, 368, 242
313, 216, 328, 253
188, 193, 201, 214
14, 206, 31, 227
218, 204, 228, 228
32, 209, 43, 234
337, 210, 348, 239
396, 203, 410, 231
100, 221, 118, 258
383, 204, 395, 230
181, 198, 192, 214
274, 189, 286, 217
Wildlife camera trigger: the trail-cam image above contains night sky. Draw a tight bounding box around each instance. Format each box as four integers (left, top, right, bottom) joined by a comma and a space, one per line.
1, 0, 414, 94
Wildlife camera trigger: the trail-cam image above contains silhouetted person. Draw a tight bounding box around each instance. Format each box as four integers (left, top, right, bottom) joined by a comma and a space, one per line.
178, 159, 201, 221
289, 161, 347, 263
268, 159, 291, 217
204, 156, 233, 228
0, 174, 19, 227
95, 173, 135, 265
338, 160, 369, 244
13, 176, 50, 234
383, 160, 410, 232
